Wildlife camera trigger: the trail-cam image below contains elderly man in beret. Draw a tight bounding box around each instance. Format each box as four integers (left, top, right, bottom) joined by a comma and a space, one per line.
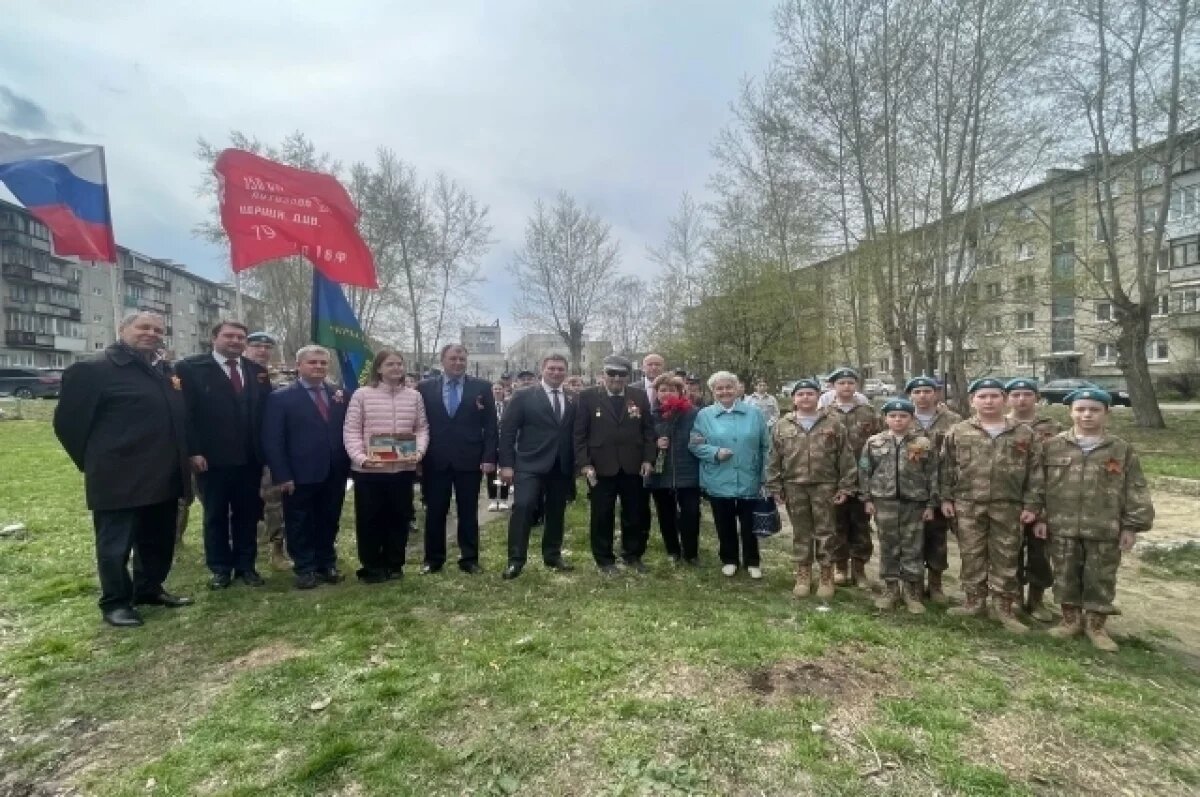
574, 354, 656, 574
1005, 378, 1063, 621
905, 375, 961, 603
939, 377, 1043, 632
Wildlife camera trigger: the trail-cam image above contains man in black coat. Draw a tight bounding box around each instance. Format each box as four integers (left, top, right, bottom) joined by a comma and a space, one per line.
498, 354, 576, 579
175, 320, 272, 589
573, 354, 656, 574
416, 344, 497, 574
54, 311, 193, 628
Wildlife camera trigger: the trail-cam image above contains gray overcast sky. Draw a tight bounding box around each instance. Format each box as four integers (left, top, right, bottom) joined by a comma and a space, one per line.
0, 1, 775, 344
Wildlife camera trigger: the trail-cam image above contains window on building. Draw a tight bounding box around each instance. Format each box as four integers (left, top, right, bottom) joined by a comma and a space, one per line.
1052, 296, 1074, 319
1141, 163, 1162, 185
879, 358, 890, 373
1093, 217, 1109, 241
986, 349, 1002, 367
1017, 348, 1035, 366
93, 314, 103, 323
1052, 320, 1075, 353
985, 282, 1002, 299
1153, 294, 1169, 317
984, 316, 1003, 334
1015, 205, 1035, 222
964, 282, 980, 301
1172, 237, 1200, 269
92, 288, 103, 296
1173, 143, 1200, 175
1095, 342, 1117, 364
1146, 338, 1169, 362
1169, 184, 1199, 221
1015, 311, 1035, 330
1015, 241, 1034, 261
1183, 290, 1199, 313
984, 216, 1000, 234
1015, 275, 1035, 293
981, 249, 1000, 267
1096, 302, 1113, 322
1142, 204, 1159, 231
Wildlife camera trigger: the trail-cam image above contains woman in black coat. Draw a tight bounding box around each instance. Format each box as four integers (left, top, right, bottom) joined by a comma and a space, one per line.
646, 375, 702, 565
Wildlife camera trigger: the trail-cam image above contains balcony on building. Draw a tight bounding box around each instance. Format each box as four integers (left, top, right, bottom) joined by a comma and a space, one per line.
4, 330, 87, 351
123, 267, 172, 291
2, 261, 76, 290
123, 295, 173, 315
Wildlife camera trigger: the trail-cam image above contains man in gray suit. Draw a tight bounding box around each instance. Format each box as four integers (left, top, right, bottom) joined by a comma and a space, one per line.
498, 354, 576, 579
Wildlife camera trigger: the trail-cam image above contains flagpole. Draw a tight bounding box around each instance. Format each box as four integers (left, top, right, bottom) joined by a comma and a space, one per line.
234, 271, 244, 321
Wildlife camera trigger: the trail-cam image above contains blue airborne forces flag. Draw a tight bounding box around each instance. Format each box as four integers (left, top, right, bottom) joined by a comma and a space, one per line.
311, 269, 371, 389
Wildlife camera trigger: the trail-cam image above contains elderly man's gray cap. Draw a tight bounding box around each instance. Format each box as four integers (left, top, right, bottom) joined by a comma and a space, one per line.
602, 354, 632, 374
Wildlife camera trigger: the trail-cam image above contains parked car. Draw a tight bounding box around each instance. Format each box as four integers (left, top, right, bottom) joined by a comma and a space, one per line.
1039, 378, 1132, 406
863, 378, 895, 398
0, 367, 62, 399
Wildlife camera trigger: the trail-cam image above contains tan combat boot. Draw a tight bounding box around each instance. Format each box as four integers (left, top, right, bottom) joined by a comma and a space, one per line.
1047, 604, 1083, 639
793, 565, 812, 598
1025, 586, 1054, 623
926, 570, 948, 605
874, 580, 900, 610
992, 594, 1029, 634
269, 538, 293, 571
1084, 612, 1119, 652
833, 561, 850, 586
851, 559, 872, 590
816, 565, 836, 599
902, 581, 926, 614
947, 588, 986, 617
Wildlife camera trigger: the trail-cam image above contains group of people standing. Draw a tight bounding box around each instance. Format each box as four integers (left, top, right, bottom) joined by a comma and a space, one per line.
53, 310, 1155, 653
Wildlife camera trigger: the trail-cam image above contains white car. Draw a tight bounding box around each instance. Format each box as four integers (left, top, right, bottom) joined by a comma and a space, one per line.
863, 379, 894, 398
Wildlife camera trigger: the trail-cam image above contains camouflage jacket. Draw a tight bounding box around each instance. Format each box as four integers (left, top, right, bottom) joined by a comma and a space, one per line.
822, 403, 881, 461
940, 417, 1044, 511
765, 412, 857, 493
858, 430, 939, 506
1041, 431, 1154, 540
1010, 413, 1064, 443
913, 406, 961, 449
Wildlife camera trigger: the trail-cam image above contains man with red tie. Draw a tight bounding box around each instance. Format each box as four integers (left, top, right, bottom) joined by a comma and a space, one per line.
176, 320, 272, 589
261, 345, 351, 589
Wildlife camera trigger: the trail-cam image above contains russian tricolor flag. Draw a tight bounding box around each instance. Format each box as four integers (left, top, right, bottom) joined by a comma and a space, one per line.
0, 133, 117, 263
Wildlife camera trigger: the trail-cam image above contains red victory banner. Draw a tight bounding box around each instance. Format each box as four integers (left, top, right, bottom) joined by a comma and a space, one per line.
214, 149, 378, 288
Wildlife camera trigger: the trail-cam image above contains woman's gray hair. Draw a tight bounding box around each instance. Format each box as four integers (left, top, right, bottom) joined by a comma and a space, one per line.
294, 344, 331, 364
707, 370, 740, 390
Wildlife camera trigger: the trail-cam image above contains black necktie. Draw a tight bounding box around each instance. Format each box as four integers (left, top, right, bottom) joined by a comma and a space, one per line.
551, 388, 562, 420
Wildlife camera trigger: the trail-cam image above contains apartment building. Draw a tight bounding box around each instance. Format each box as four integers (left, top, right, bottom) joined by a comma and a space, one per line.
1, 198, 263, 368
807, 133, 1200, 388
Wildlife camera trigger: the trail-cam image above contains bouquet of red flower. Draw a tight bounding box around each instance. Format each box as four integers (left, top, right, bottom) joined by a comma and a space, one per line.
654, 396, 694, 475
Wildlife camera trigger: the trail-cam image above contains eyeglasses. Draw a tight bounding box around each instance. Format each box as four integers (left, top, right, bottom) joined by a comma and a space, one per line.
604, 370, 629, 377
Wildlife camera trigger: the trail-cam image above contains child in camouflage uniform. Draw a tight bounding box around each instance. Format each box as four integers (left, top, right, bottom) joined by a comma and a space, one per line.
940, 378, 1043, 633
766, 379, 858, 599
1037, 388, 1154, 652
822, 367, 881, 588
906, 376, 961, 603
860, 398, 938, 613
1005, 378, 1062, 621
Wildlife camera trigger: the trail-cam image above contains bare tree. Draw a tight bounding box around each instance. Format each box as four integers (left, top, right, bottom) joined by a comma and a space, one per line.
510, 193, 620, 374
646, 193, 709, 346
601, 275, 655, 357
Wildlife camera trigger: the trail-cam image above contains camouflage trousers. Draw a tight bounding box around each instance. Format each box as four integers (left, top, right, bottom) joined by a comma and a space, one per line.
923, 509, 950, 572
1051, 536, 1122, 615
1017, 523, 1053, 589
834, 496, 873, 564
875, 499, 926, 583
782, 482, 839, 566
258, 467, 284, 546
953, 500, 1022, 597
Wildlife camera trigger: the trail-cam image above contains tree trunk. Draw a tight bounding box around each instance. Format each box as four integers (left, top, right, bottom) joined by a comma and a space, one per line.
1118, 318, 1166, 428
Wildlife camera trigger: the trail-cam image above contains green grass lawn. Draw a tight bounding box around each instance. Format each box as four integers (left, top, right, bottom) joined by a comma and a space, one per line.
2, 418, 1200, 795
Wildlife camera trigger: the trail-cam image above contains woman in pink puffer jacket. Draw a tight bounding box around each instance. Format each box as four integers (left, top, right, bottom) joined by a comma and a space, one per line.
343, 349, 429, 582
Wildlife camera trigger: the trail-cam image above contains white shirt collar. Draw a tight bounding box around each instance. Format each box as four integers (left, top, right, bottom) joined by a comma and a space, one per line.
212, 350, 242, 368
541, 380, 563, 397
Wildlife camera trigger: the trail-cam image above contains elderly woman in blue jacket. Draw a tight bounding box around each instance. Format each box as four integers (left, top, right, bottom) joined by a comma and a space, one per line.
689, 371, 772, 579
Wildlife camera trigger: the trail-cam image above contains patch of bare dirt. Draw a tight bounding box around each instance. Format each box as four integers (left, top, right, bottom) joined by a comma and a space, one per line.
221, 641, 305, 674
743, 645, 896, 703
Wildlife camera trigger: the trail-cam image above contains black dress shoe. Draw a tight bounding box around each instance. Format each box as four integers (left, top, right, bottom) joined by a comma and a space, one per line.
420, 563, 443, 575
102, 608, 144, 628
237, 571, 266, 587
626, 559, 649, 574
357, 569, 388, 584
598, 564, 621, 577
209, 573, 232, 590
682, 557, 700, 567
386, 568, 403, 580
294, 572, 319, 590
459, 562, 483, 575
316, 568, 344, 584
544, 558, 574, 572
502, 563, 523, 580
135, 591, 193, 608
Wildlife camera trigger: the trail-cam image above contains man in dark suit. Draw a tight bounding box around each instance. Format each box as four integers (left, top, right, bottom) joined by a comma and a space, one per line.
176, 320, 271, 589
573, 354, 656, 574
417, 344, 498, 574
54, 311, 194, 628
261, 345, 351, 590
498, 353, 576, 579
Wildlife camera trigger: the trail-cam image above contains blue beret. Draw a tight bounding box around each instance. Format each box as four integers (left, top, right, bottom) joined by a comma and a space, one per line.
881, 398, 916, 414
828, 367, 860, 383
1064, 388, 1112, 407
905, 376, 937, 393
791, 378, 821, 395
246, 331, 276, 345
516, 370, 535, 378
968, 377, 1006, 394
1005, 378, 1039, 394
